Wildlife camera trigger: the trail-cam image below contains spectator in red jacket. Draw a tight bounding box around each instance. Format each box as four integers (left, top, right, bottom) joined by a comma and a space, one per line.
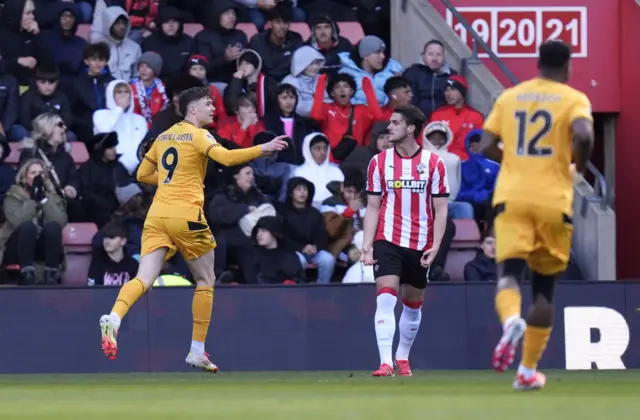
429, 75, 484, 160
129, 52, 169, 129
217, 94, 265, 148
309, 73, 383, 162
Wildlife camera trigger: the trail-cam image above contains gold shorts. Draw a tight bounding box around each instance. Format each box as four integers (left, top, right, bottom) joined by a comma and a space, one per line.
494, 201, 573, 275
141, 217, 216, 261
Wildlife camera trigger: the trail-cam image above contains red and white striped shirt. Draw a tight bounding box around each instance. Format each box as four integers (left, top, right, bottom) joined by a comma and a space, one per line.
366, 147, 450, 250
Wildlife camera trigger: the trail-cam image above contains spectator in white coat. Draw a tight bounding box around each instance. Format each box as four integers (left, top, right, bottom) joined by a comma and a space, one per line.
91, 6, 141, 81
93, 79, 147, 174
281, 45, 327, 118
422, 121, 474, 219
292, 132, 344, 208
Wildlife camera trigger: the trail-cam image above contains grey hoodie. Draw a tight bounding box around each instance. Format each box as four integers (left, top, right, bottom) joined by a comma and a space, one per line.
281, 46, 328, 118
90, 6, 142, 81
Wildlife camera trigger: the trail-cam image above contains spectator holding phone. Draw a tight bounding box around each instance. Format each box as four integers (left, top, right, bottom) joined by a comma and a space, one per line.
0, 158, 67, 285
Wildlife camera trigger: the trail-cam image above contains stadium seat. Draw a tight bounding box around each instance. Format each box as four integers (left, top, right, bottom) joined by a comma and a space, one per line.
337, 22, 365, 45
70, 142, 89, 165
6, 142, 21, 167
62, 223, 98, 286
77, 23, 90, 41
446, 219, 481, 282
264, 22, 310, 41
182, 23, 258, 40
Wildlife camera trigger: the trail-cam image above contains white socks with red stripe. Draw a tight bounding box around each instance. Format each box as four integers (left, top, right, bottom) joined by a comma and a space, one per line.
396, 301, 423, 361
374, 289, 397, 366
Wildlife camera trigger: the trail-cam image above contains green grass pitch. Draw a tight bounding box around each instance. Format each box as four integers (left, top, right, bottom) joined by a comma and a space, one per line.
0, 370, 638, 419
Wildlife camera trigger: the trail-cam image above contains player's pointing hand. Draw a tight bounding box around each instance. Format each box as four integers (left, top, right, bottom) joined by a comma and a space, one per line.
260, 136, 289, 156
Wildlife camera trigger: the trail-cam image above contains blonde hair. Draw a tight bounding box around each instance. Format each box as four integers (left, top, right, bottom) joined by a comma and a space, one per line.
16, 158, 55, 192
31, 113, 64, 148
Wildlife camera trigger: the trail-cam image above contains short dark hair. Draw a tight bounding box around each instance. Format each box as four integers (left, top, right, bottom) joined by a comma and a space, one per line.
327, 73, 356, 97
101, 219, 128, 239
343, 168, 365, 191
166, 75, 202, 101
383, 76, 411, 96
36, 64, 60, 82
423, 39, 444, 52
275, 83, 298, 99
178, 86, 211, 117
267, 1, 293, 22
84, 42, 110, 61
394, 105, 426, 136
538, 40, 572, 71
234, 93, 256, 112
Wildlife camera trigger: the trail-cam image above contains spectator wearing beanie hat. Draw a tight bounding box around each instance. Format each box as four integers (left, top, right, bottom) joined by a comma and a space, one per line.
429, 75, 484, 160
338, 35, 403, 107
186, 55, 227, 128
129, 51, 169, 128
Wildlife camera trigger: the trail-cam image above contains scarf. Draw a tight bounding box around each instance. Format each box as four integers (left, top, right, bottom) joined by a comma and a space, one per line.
133, 78, 169, 123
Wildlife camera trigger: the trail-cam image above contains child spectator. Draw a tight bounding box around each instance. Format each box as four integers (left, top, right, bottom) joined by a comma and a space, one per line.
78, 132, 132, 228
129, 52, 169, 129
186, 55, 226, 128
194, 1, 249, 86
422, 121, 474, 220
379, 76, 414, 120
45, 3, 87, 98
218, 94, 265, 148
320, 169, 366, 262
292, 132, 344, 207
279, 177, 335, 284
251, 216, 305, 285
306, 14, 354, 73
458, 129, 500, 229
338, 35, 404, 107
92, 7, 141, 81
464, 229, 497, 282
262, 83, 316, 165
249, 3, 303, 84
430, 75, 484, 160
0, 51, 19, 142
71, 42, 114, 143
18, 64, 75, 141
93, 80, 148, 174
309, 73, 383, 162
91, 0, 159, 45
404, 39, 457, 120
88, 219, 139, 286
224, 50, 272, 118
0, 0, 51, 86
281, 46, 326, 118
141, 7, 194, 80
340, 121, 390, 178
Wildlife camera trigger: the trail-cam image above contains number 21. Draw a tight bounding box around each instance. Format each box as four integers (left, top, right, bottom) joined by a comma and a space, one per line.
161, 147, 179, 184
515, 110, 553, 156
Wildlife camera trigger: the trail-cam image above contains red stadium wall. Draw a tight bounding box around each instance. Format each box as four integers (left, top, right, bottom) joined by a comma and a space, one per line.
431, 0, 640, 278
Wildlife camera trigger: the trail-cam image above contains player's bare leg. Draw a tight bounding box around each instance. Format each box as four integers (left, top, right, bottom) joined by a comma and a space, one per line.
100, 247, 167, 360
513, 271, 555, 391
493, 259, 527, 372
372, 275, 399, 377
394, 284, 425, 376
184, 249, 218, 373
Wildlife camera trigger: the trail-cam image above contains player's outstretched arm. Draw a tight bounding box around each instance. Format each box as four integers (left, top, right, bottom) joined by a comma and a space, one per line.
361, 194, 381, 266
136, 156, 158, 186
203, 135, 289, 166
571, 118, 594, 174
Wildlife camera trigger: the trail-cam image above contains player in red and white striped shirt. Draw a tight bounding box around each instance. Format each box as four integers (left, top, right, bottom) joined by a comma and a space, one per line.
361, 105, 450, 377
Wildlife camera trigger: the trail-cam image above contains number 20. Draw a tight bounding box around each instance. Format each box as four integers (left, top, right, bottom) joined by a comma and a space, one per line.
515, 110, 553, 156
161, 147, 179, 184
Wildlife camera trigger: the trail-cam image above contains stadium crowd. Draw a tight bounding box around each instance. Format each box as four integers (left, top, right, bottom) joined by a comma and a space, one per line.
0, 0, 505, 286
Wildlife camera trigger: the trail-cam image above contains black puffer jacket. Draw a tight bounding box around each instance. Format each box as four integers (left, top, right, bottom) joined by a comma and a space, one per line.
142, 7, 194, 79
403, 62, 457, 119
194, 0, 249, 84
249, 29, 303, 84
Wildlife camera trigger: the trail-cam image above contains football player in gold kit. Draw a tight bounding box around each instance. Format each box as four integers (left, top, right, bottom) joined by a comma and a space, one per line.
99, 86, 288, 372
480, 40, 594, 390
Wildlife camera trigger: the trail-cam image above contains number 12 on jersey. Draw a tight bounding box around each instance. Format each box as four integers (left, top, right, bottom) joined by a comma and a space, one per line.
515, 110, 553, 156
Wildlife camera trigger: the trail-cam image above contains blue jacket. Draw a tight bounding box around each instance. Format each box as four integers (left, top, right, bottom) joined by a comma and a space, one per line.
458, 129, 500, 204
44, 3, 87, 97
337, 51, 404, 106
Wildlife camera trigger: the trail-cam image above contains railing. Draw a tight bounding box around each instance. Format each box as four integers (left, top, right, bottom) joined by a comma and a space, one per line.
424, 0, 611, 210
